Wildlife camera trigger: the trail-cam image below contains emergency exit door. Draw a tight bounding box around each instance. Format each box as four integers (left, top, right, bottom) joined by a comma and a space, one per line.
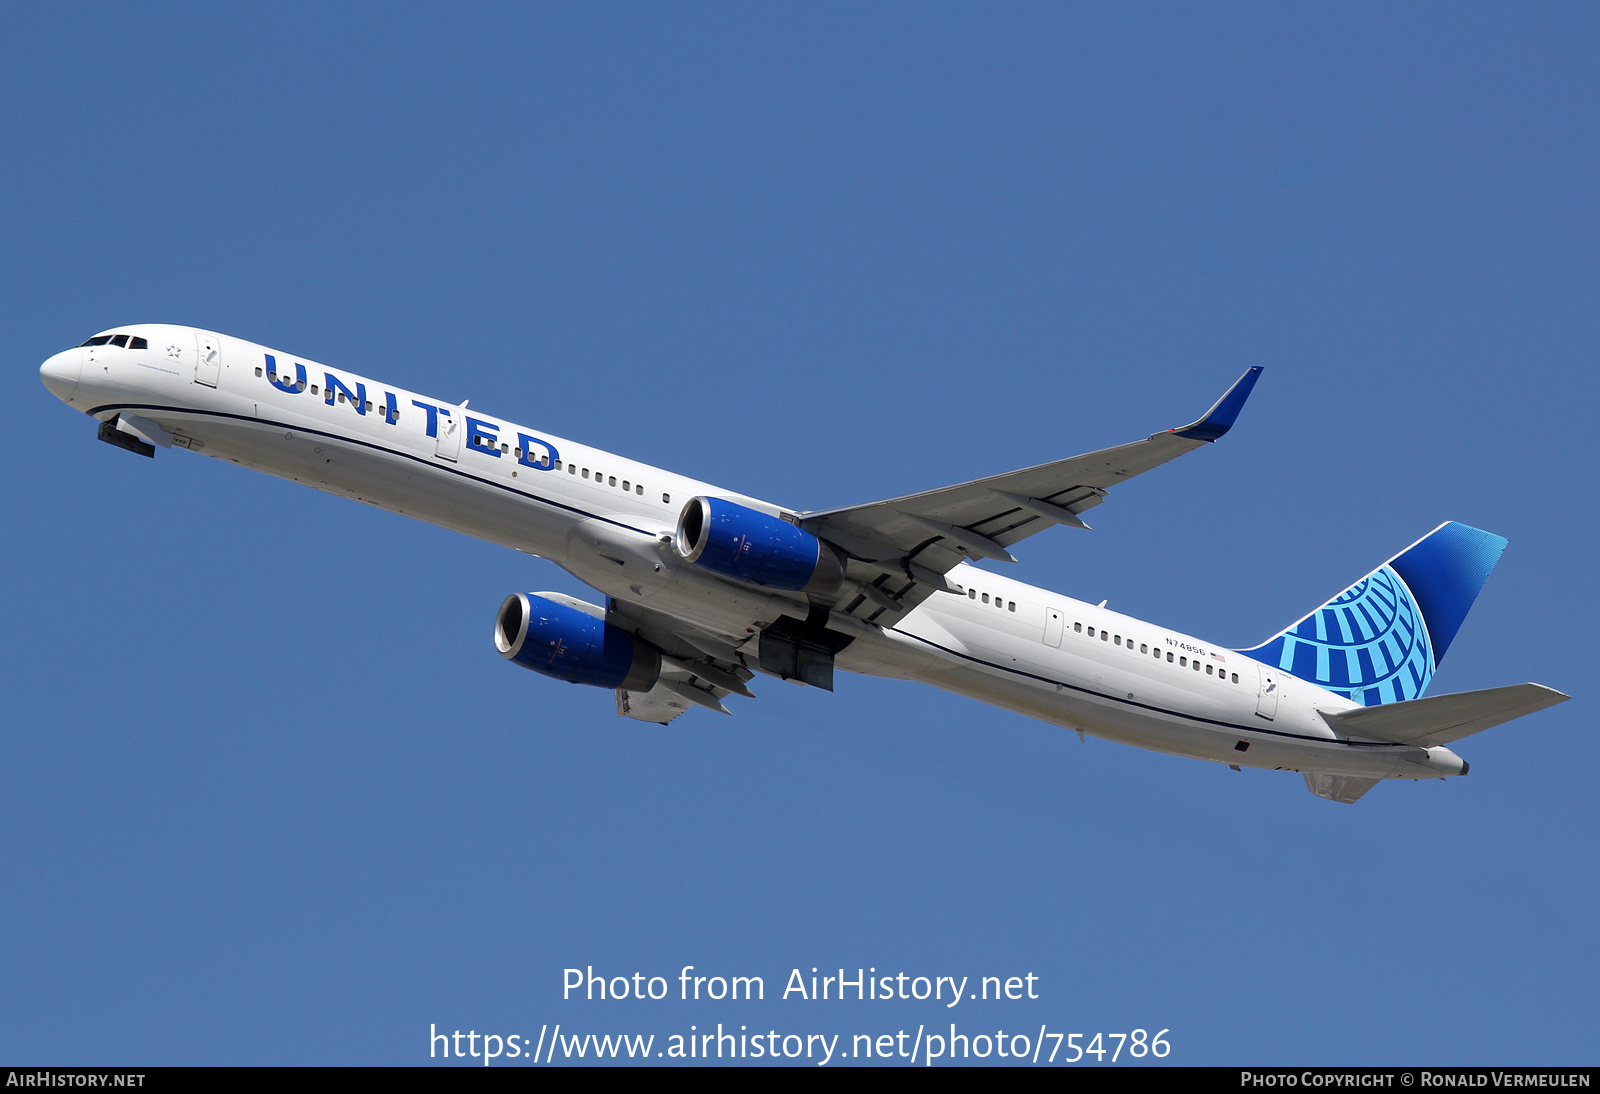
1044, 607, 1064, 647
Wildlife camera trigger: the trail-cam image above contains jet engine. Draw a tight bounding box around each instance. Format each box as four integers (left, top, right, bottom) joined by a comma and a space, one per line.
494, 592, 660, 691
674, 497, 844, 595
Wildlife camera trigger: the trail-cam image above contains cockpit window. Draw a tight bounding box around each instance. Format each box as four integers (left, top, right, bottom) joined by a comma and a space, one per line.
79, 334, 148, 348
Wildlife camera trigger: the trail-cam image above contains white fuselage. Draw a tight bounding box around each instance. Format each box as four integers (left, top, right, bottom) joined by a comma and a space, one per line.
40, 325, 1466, 783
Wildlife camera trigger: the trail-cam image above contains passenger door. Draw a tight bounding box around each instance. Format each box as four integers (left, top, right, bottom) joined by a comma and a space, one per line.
194, 332, 221, 388
1255, 665, 1280, 720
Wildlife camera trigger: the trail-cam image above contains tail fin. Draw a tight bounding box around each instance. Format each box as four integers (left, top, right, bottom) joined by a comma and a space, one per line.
1242, 522, 1508, 706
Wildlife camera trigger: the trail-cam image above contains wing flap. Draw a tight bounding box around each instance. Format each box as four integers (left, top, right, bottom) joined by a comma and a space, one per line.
605, 597, 753, 721
1319, 683, 1570, 747
616, 683, 695, 724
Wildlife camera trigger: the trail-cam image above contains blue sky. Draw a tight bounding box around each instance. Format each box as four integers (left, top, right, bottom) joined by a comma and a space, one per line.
2, 3, 1595, 1066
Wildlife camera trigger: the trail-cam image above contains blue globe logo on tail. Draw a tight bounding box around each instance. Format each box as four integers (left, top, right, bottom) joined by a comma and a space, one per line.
1249, 566, 1432, 705
1241, 522, 1508, 706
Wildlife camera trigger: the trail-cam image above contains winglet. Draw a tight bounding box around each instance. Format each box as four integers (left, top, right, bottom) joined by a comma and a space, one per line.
1171, 367, 1263, 442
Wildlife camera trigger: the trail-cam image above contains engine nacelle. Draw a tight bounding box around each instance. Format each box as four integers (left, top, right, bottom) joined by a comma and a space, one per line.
674, 496, 844, 595
494, 592, 660, 691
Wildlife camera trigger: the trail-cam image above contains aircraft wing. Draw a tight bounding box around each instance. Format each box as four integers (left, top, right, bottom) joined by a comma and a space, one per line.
800, 367, 1262, 624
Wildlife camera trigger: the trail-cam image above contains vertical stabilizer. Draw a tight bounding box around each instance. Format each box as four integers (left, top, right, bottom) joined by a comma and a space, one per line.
1242, 522, 1507, 706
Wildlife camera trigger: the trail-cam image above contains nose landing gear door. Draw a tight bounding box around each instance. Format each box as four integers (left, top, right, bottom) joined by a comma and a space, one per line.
195, 333, 221, 387
1255, 665, 1280, 720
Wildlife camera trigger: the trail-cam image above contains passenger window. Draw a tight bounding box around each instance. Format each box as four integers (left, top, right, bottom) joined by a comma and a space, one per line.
969, 589, 976, 600
662, 493, 670, 502
129, 336, 148, 349
1231, 673, 1239, 683
310, 385, 319, 395
622, 480, 630, 491
636, 485, 643, 495
1140, 643, 1148, 654
1074, 622, 1081, 633
582, 469, 589, 479
1086, 627, 1094, 637
982, 594, 990, 604
1206, 664, 1214, 675
1167, 652, 1174, 662
1101, 631, 1109, 641
255, 367, 263, 377
514, 448, 522, 458
109, 334, 129, 347
571, 466, 578, 475
1114, 635, 1121, 646
1193, 660, 1200, 671
1008, 601, 1015, 612
365, 401, 372, 412
338, 392, 347, 403
1180, 657, 1187, 667
609, 476, 616, 487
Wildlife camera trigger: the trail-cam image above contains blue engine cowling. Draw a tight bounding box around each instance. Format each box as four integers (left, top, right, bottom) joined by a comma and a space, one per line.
494, 593, 661, 691
674, 496, 844, 594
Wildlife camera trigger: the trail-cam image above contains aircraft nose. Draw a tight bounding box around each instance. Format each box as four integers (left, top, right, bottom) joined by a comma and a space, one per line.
40, 348, 84, 404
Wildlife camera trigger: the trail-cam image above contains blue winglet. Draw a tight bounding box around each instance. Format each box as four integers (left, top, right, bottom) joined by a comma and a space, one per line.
1171, 367, 1263, 442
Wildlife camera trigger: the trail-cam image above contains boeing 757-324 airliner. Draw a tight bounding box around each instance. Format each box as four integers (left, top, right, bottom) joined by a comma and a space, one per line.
40, 326, 1568, 803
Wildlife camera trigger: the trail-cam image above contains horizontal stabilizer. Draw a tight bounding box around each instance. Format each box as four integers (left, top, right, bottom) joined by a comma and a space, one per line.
1319, 683, 1569, 747
1304, 773, 1381, 804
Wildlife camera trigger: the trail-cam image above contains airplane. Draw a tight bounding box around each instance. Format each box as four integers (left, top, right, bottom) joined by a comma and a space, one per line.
39, 325, 1568, 803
